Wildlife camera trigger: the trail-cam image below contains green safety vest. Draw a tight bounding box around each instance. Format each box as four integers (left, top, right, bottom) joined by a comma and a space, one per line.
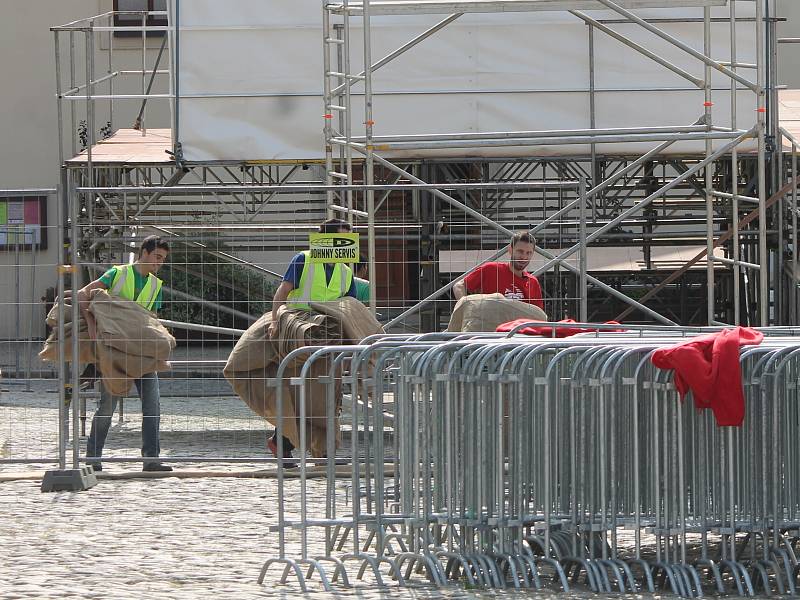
108, 264, 163, 311
287, 251, 353, 310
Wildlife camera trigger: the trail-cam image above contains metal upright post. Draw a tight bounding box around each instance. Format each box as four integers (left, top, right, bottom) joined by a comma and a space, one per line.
323, 4, 336, 213
69, 31, 77, 158
57, 180, 67, 473
70, 173, 82, 470
704, 5, 714, 324
792, 144, 798, 323
86, 25, 96, 189
108, 13, 114, 131
588, 24, 598, 222
778, 130, 785, 323
362, 0, 377, 313
579, 177, 588, 322
343, 0, 354, 215
756, 0, 769, 325
141, 11, 147, 135
730, 0, 741, 325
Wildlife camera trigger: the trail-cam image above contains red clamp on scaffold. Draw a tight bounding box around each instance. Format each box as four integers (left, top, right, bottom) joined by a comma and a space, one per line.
364, 120, 375, 126
323, 114, 333, 119
756, 107, 767, 113
703, 101, 714, 107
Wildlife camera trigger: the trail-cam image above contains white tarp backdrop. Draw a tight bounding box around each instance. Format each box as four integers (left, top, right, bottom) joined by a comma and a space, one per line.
171, 1, 758, 161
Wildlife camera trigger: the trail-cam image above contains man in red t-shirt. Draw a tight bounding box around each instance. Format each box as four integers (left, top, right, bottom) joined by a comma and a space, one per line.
453, 231, 544, 310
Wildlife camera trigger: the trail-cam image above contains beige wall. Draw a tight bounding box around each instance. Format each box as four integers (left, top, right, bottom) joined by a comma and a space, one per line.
0, 1, 171, 339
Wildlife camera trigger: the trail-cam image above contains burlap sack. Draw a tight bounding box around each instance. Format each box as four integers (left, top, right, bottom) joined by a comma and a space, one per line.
311, 296, 384, 342
89, 289, 175, 360
40, 290, 175, 397
224, 309, 345, 457
38, 298, 96, 365
224, 297, 381, 457
447, 293, 549, 332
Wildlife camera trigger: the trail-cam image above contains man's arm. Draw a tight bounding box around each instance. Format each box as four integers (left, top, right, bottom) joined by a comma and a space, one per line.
455, 264, 484, 300
77, 279, 109, 339
453, 279, 468, 300
268, 281, 294, 337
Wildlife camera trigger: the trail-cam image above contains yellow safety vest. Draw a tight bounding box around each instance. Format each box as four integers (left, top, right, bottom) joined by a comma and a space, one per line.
108, 264, 163, 311
286, 251, 353, 310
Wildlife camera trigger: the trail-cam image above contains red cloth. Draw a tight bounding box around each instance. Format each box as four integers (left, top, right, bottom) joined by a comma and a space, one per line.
464, 262, 544, 310
651, 327, 763, 427
496, 318, 625, 337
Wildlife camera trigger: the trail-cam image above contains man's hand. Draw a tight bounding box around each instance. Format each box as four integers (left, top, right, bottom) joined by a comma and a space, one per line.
453, 279, 468, 300
267, 321, 277, 339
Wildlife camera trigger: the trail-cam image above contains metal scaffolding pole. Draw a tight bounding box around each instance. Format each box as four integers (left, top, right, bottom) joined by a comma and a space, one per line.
704, 4, 715, 323
756, 0, 769, 325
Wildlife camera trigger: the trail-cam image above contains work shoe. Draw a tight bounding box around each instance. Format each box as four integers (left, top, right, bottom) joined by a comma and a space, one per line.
142, 463, 173, 472
87, 462, 102, 472
267, 436, 298, 469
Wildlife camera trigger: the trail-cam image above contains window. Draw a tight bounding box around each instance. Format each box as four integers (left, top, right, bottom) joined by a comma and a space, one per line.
0, 196, 48, 251
113, 0, 167, 37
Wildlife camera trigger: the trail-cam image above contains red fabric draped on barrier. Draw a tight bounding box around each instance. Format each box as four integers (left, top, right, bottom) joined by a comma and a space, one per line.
651, 327, 764, 427
496, 318, 625, 338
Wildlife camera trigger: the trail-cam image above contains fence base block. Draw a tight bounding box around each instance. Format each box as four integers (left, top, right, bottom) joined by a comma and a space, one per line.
41, 466, 98, 492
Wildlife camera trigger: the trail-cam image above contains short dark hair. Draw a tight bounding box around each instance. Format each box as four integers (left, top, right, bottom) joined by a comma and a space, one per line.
139, 235, 170, 257
319, 218, 352, 234
510, 231, 536, 247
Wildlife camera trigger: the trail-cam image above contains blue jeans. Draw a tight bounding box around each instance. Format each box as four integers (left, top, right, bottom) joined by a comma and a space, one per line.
86, 372, 161, 462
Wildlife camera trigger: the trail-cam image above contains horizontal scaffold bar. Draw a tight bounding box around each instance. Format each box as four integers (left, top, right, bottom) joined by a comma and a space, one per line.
75, 181, 581, 194
330, 0, 726, 16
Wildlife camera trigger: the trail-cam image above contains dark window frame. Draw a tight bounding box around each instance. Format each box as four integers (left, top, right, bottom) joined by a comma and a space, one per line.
113, 0, 167, 38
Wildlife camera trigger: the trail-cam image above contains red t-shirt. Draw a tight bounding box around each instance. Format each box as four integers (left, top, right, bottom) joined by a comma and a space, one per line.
463, 262, 544, 309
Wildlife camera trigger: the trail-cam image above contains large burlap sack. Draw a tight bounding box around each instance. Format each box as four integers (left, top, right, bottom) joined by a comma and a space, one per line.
228, 358, 341, 458
224, 312, 277, 374
223, 307, 342, 377
41, 290, 175, 396
89, 289, 175, 360
224, 298, 380, 457
275, 306, 343, 366
38, 298, 96, 364
94, 345, 170, 397
310, 296, 384, 342
447, 293, 548, 332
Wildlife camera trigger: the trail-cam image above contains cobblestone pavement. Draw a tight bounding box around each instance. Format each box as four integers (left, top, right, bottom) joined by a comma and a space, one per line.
2, 473, 628, 599
0, 369, 743, 598
0, 377, 608, 598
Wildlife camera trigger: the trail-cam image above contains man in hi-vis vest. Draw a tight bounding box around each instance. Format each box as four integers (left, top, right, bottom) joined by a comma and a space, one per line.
78, 235, 172, 472
267, 218, 357, 463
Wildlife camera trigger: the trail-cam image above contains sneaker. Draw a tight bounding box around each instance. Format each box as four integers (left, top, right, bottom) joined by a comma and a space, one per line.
267, 436, 298, 469
87, 462, 102, 472
142, 463, 173, 472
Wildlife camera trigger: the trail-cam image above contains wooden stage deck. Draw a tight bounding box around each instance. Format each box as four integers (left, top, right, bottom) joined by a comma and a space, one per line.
66, 128, 172, 165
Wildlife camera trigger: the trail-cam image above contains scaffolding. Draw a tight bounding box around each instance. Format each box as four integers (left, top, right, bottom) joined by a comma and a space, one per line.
320, 0, 789, 329
49, 1, 799, 340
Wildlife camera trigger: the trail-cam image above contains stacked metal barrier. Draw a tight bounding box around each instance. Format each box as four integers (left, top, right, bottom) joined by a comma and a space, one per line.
259, 326, 800, 596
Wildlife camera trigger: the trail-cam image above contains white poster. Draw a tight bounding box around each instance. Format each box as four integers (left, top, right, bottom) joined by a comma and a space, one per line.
173, 1, 758, 161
